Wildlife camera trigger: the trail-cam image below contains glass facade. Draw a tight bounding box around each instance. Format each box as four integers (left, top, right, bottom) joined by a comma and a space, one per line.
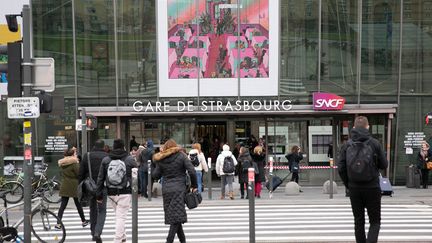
1, 0, 432, 184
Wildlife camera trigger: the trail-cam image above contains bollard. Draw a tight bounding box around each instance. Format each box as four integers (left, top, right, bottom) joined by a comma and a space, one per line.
268, 157, 273, 198
248, 168, 255, 243
329, 158, 334, 199
147, 160, 152, 201
207, 158, 212, 200
131, 167, 138, 243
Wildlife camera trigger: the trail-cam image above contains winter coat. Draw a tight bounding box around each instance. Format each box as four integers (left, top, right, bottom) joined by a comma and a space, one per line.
138, 148, 154, 171
152, 147, 197, 225
251, 152, 266, 183
78, 148, 108, 183
96, 149, 136, 199
337, 127, 388, 189
188, 149, 208, 172
286, 152, 303, 173
58, 156, 80, 198
237, 151, 253, 184
417, 149, 432, 170
215, 151, 238, 176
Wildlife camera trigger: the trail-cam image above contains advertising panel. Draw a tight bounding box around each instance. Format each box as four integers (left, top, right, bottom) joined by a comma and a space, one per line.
157, 0, 279, 97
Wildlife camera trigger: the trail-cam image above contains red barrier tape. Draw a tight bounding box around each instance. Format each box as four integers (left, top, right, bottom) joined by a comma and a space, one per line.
265, 165, 338, 170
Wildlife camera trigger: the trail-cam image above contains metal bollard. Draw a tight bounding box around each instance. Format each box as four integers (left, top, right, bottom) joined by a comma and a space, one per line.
147, 160, 152, 201
268, 157, 273, 198
207, 158, 212, 200
248, 167, 255, 243
131, 167, 138, 243
329, 158, 334, 199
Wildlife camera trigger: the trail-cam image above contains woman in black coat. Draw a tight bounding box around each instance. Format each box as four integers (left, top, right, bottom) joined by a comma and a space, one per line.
286, 145, 303, 185
417, 141, 432, 189
237, 147, 253, 199
152, 139, 197, 243
251, 146, 266, 198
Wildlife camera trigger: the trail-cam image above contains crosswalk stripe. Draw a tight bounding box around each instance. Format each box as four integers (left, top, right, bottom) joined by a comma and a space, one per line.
56, 203, 432, 242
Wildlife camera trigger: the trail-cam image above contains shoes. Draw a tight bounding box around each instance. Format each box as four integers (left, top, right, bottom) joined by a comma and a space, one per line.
82, 220, 90, 227
54, 224, 62, 230
246, 195, 249, 199
92, 235, 102, 243
220, 195, 225, 200
121, 238, 127, 242
257, 194, 261, 198
240, 195, 244, 199
229, 192, 234, 200
299, 190, 303, 193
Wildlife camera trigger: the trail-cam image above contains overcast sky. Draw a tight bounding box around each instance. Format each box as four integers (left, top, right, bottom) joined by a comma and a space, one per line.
0, 0, 30, 24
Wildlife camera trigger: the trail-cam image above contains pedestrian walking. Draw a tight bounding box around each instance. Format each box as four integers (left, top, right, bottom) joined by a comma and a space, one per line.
251, 145, 266, 198
417, 141, 432, 189
188, 143, 208, 193
137, 140, 155, 198
215, 144, 238, 200
286, 146, 303, 186
152, 139, 197, 243
237, 146, 253, 199
56, 147, 89, 230
79, 139, 108, 243
96, 139, 136, 243
338, 116, 388, 243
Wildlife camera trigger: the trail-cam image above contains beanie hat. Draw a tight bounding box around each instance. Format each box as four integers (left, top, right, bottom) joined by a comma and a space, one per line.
147, 140, 154, 149
223, 144, 230, 151
113, 139, 124, 150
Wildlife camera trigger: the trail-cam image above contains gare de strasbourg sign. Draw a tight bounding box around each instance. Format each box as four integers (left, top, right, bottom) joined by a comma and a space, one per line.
132, 92, 346, 113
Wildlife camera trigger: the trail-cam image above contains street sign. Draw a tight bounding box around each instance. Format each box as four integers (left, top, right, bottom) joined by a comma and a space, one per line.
75, 119, 94, 131
32, 58, 55, 92
7, 97, 40, 118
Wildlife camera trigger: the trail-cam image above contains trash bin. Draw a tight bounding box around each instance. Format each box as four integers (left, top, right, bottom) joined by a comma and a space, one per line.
406, 165, 420, 188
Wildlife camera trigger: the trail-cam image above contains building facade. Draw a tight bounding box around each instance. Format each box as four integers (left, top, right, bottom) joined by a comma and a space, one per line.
1, 0, 431, 185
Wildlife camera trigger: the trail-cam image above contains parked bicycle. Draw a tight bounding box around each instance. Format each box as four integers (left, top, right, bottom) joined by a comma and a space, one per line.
0, 164, 61, 204
0, 190, 66, 242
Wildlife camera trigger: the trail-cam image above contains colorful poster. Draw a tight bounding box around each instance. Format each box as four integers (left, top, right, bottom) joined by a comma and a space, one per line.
158, 0, 279, 97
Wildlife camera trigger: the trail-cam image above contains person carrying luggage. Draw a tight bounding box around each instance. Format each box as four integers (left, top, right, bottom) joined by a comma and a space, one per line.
338, 116, 388, 243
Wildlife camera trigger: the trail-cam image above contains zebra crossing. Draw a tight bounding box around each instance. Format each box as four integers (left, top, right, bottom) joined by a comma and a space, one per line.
59, 203, 432, 242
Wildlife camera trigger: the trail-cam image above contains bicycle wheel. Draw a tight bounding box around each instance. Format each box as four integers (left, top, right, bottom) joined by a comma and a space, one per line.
1, 182, 24, 204
42, 180, 61, 204
31, 209, 65, 243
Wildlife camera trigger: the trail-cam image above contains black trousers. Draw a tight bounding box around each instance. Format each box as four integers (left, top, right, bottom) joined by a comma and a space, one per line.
291, 172, 299, 183
349, 187, 382, 243
421, 169, 429, 188
166, 223, 185, 243
57, 197, 86, 223
89, 192, 107, 237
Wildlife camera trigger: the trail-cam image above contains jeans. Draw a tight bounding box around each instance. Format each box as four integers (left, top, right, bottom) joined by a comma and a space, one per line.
109, 194, 131, 243
349, 187, 382, 243
196, 170, 203, 193
221, 175, 234, 196
90, 191, 107, 237
57, 197, 86, 223
139, 165, 148, 197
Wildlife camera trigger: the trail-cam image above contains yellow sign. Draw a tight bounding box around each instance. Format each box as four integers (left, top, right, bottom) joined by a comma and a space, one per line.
0, 25, 21, 45
24, 133, 31, 145
24, 121, 31, 128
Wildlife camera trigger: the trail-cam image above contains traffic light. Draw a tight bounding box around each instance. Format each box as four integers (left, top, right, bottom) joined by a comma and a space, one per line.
0, 42, 22, 97
86, 115, 97, 129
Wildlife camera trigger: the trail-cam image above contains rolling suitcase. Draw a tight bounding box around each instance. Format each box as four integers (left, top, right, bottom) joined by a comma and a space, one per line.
266, 172, 291, 192
379, 175, 393, 196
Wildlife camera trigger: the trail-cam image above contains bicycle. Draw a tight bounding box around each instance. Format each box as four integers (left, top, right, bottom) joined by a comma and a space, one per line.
0, 190, 66, 242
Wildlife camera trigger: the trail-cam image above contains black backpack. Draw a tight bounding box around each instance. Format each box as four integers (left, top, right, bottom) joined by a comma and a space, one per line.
189, 153, 200, 167
222, 156, 235, 174
346, 139, 377, 182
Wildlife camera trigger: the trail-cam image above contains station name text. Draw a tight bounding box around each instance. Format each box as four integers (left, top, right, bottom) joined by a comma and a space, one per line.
133, 100, 293, 112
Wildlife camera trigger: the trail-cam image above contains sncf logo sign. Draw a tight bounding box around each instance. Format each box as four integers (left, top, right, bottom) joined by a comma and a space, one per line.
313, 92, 346, 110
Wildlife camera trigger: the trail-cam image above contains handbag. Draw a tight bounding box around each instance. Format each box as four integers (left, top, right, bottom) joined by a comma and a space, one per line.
426, 161, 432, 170
82, 152, 97, 196
185, 190, 202, 209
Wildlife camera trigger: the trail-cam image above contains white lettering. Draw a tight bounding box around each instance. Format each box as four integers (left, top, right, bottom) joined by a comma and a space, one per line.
178, 101, 186, 111
225, 101, 233, 111
251, 100, 262, 111
243, 101, 250, 111
234, 100, 242, 111
315, 99, 344, 108
216, 101, 223, 111
163, 101, 170, 112
263, 100, 272, 111
201, 101, 208, 111
145, 102, 154, 112
187, 101, 194, 112
273, 100, 280, 111
281, 100, 292, 110
208, 101, 215, 111
132, 101, 143, 112
155, 102, 162, 112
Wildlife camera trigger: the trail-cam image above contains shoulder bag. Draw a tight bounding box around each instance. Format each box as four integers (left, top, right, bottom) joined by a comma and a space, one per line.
82, 152, 97, 196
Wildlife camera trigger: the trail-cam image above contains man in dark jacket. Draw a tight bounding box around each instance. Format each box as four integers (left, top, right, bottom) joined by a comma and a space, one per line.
338, 116, 388, 243
138, 140, 154, 198
79, 139, 108, 242
96, 139, 136, 243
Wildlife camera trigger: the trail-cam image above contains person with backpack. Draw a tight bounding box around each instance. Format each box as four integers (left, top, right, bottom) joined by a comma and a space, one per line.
286, 145, 303, 187
56, 146, 89, 230
251, 145, 266, 198
152, 139, 197, 243
137, 140, 155, 198
237, 146, 254, 199
78, 139, 108, 243
96, 139, 136, 243
417, 141, 432, 189
338, 116, 388, 243
215, 144, 238, 200
188, 143, 208, 193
